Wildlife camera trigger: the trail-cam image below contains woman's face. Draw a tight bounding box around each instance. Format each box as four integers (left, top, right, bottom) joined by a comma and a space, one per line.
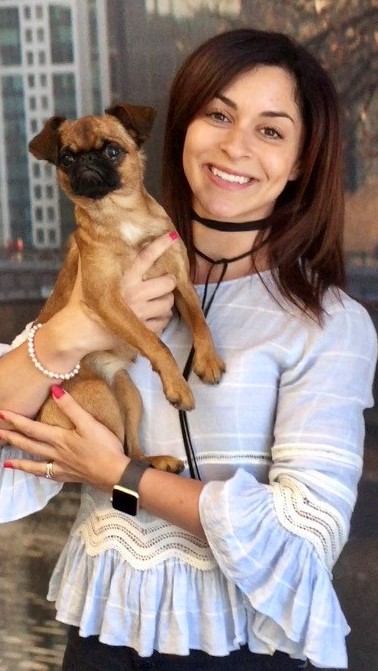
182, 65, 304, 223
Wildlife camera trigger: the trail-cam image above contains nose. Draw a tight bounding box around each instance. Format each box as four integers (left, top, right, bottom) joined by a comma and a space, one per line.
219, 125, 252, 160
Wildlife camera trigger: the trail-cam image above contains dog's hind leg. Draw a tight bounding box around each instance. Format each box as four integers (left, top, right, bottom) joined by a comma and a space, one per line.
39, 373, 125, 443
112, 370, 184, 473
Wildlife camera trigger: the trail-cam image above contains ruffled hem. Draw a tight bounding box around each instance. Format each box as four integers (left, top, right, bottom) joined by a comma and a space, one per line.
199, 471, 349, 668
48, 533, 254, 656
0, 445, 63, 522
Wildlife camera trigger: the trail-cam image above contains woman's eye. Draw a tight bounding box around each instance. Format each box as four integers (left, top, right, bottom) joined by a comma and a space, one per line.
59, 151, 75, 167
206, 111, 229, 123
262, 127, 283, 140
104, 144, 123, 160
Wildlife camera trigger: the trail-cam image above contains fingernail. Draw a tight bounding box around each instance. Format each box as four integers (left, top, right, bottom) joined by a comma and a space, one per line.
4, 462, 14, 469
169, 231, 179, 241
51, 385, 65, 399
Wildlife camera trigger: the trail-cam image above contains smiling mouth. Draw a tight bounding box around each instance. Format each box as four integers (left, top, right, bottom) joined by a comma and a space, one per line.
210, 166, 251, 185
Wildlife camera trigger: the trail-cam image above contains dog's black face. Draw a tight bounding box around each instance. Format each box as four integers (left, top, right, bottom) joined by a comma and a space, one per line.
28, 103, 157, 206
58, 141, 126, 200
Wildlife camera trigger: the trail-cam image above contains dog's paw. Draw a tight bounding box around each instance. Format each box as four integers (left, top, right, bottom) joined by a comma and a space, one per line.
164, 378, 195, 411
148, 455, 185, 473
194, 352, 225, 384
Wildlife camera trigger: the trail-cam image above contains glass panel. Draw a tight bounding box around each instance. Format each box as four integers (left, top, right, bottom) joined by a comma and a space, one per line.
0, 8, 21, 65
52, 73, 77, 118
49, 5, 74, 63
1, 75, 31, 244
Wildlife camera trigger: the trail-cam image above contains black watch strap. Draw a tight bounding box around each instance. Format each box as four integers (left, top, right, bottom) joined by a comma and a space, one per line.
118, 459, 151, 492
111, 460, 151, 516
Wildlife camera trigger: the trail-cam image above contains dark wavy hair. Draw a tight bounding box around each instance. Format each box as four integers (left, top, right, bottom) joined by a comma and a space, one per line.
161, 28, 345, 319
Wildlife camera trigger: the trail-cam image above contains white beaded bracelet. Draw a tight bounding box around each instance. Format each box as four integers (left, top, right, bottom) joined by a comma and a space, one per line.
27, 322, 81, 381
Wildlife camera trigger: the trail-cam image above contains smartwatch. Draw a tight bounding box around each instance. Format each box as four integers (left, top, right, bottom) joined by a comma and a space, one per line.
111, 460, 151, 516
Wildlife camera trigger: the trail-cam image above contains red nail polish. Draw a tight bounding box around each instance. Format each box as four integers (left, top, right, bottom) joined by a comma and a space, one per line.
0, 412, 5, 420
4, 462, 14, 469
169, 231, 179, 241
51, 385, 65, 399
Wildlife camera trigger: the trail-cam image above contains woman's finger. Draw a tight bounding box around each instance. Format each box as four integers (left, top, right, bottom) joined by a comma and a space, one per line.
0, 408, 62, 443
0, 427, 53, 460
130, 231, 179, 279
123, 273, 176, 303
3, 458, 82, 483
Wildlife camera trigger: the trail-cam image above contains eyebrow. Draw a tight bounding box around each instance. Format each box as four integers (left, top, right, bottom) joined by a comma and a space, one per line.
216, 93, 295, 124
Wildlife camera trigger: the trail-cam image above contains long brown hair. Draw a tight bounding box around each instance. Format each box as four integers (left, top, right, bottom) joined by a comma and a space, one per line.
161, 29, 345, 320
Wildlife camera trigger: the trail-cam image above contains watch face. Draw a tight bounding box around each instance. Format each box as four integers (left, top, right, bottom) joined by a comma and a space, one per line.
112, 485, 139, 516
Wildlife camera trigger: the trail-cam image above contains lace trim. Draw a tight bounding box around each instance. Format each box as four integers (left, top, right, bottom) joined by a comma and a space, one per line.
271, 475, 348, 571
181, 450, 272, 465
73, 493, 217, 571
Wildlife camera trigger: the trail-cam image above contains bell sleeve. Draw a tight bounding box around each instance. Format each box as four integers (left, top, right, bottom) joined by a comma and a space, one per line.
0, 336, 63, 523
199, 299, 377, 668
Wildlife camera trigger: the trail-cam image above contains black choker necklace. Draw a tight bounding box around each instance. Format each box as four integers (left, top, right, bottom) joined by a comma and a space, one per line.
191, 210, 271, 232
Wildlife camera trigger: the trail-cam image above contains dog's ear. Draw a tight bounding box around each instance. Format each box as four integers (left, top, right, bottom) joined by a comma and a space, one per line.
28, 116, 66, 164
105, 103, 156, 147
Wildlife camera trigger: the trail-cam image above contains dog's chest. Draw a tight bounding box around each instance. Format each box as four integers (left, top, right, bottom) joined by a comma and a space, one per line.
118, 220, 147, 246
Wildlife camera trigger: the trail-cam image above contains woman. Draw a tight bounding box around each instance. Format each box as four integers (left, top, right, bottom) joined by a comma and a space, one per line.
0, 29, 376, 671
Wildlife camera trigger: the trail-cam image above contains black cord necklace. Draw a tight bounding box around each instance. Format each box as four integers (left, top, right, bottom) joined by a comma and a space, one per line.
180, 243, 261, 480
191, 209, 272, 232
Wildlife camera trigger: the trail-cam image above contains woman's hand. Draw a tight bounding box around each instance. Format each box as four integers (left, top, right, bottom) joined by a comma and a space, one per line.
0, 387, 129, 491
120, 233, 177, 335
64, 232, 178, 350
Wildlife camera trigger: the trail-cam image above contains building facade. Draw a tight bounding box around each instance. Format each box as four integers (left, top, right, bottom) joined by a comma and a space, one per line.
0, 0, 110, 249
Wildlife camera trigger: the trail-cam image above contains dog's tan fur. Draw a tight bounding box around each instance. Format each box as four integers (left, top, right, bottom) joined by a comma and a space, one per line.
28, 103, 225, 471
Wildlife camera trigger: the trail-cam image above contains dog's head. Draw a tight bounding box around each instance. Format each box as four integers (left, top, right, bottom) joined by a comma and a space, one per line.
28, 103, 156, 201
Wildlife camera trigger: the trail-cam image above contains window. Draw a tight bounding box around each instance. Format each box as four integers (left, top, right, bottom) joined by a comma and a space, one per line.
29, 97, 36, 111
30, 119, 38, 133
33, 164, 41, 178
25, 29, 33, 43
53, 74, 76, 117
28, 74, 35, 88
37, 28, 44, 42
46, 185, 54, 199
35, 207, 43, 222
47, 207, 55, 222
0, 8, 21, 65
35, 6, 43, 20
36, 228, 45, 244
38, 51, 46, 65
40, 74, 47, 87
34, 185, 42, 199
41, 96, 49, 110
26, 51, 34, 65
49, 6, 73, 63
24, 7, 31, 20
48, 229, 57, 244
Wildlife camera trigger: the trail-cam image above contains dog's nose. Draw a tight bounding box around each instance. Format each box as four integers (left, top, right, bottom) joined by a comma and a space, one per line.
81, 152, 97, 163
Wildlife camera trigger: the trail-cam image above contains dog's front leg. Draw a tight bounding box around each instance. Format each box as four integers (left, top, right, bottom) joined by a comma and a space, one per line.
174, 282, 225, 384
81, 275, 195, 411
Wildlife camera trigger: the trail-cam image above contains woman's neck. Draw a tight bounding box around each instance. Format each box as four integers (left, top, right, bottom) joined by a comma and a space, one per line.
192, 223, 269, 283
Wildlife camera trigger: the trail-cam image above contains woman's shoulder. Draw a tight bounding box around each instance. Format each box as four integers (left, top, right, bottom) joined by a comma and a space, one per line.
323, 288, 376, 328
317, 288, 377, 355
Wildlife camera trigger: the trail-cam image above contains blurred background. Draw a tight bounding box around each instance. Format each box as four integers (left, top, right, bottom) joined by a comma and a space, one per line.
0, 1, 377, 670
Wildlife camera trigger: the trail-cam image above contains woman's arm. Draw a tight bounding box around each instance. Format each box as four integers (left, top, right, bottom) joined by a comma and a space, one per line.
0, 233, 177, 419
0, 388, 206, 539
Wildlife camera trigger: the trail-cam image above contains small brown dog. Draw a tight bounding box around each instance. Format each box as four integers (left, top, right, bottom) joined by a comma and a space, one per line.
28, 103, 225, 472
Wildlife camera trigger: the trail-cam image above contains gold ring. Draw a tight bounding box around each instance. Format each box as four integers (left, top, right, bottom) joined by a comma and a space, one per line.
45, 461, 54, 479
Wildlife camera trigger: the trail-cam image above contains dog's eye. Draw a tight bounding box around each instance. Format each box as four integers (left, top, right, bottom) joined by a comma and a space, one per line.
59, 151, 75, 167
103, 144, 123, 161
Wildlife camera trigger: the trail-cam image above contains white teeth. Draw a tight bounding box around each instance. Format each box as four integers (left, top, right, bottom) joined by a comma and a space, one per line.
211, 167, 250, 184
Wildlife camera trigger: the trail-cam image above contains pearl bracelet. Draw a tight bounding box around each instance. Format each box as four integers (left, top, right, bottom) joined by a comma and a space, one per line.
27, 322, 81, 381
